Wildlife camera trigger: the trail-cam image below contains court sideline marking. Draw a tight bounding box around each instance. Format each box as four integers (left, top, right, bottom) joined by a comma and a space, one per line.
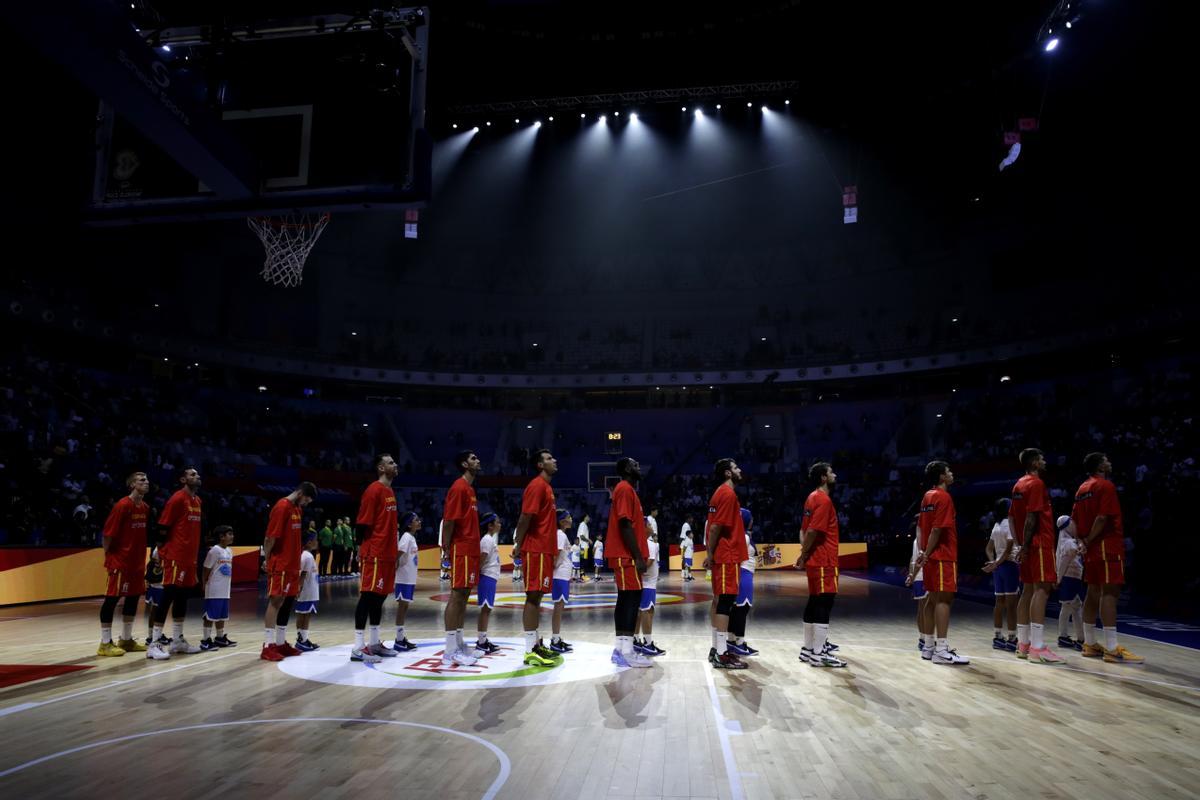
0, 717, 511, 799
0, 650, 252, 718
703, 661, 746, 800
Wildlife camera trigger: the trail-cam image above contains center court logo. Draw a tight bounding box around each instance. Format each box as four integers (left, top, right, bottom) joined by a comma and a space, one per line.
277, 639, 626, 691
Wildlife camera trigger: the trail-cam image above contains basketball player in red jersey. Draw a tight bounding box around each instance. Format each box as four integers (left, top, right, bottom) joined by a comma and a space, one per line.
97, 471, 151, 657
260, 482, 317, 662
606, 457, 652, 668
351, 454, 401, 664
441, 450, 484, 667
911, 461, 969, 665
150, 466, 204, 659
1072, 453, 1143, 664
796, 462, 846, 667
706, 458, 749, 669
1010, 448, 1066, 664
512, 449, 563, 668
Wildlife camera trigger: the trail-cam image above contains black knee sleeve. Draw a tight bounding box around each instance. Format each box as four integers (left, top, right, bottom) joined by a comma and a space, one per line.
100, 596, 119, 624
154, 586, 176, 624
354, 594, 371, 629
122, 594, 139, 618
813, 592, 836, 625
368, 592, 384, 625
171, 592, 188, 621
615, 590, 640, 633
716, 594, 735, 616
276, 596, 297, 627
729, 604, 749, 637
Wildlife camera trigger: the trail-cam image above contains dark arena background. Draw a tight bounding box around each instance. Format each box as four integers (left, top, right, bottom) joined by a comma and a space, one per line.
1, 2, 1196, 799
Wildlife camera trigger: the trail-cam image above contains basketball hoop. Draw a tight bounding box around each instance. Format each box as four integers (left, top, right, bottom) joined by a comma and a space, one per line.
247, 213, 330, 287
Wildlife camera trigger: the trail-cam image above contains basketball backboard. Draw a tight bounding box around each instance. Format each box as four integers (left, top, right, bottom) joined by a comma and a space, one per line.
11, 1, 431, 225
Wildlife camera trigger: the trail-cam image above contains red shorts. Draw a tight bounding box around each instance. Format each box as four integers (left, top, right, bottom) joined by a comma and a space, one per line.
806, 565, 839, 595
711, 562, 740, 596
522, 552, 553, 592
451, 554, 480, 590
161, 557, 197, 589
105, 567, 146, 597
1084, 557, 1125, 586
925, 559, 957, 593
268, 570, 301, 597
359, 558, 396, 595
1019, 546, 1057, 585
611, 557, 643, 592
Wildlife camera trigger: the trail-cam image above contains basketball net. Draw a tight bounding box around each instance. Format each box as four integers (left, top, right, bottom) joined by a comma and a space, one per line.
247, 213, 330, 287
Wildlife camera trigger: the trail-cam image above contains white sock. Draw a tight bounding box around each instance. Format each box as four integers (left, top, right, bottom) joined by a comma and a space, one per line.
445, 631, 457, 656
736, 635, 745, 645
456, 628, 465, 649
552, 634, 562, 643
1030, 623, 1045, 649
396, 626, 405, 642
803, 622, 815, 650
298, 629, 308, 642
172, 622, 183, 639
524, 630, 536, 653
619, 635, 633, 655
264, 628, 275, 646
994, 628, 1002, 638
121, 621, 133, 640
100, 626, 112, 644
1007, 628, 1016, 639
1017, 623, 1030, 645
1074, 616, 1084, 641
354, 630, 365, 650
711, 627, 720, 650
935, 637, 948, 652
1104, 628, 1118, 650
716, 635, 727, 655
1057, 610, 1070, 637
477, 631, 488, 643
1083, 623, 1097, 645
203, 622, 213, 640
275, 625, 287, 645
369, 625, 380, 646
814, 624, 829, 655
152, 624, 163, 643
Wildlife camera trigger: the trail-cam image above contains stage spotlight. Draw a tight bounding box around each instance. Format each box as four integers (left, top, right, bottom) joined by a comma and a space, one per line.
761, 105, 767, 111
486, 121, 492, 126
514, 118, 520, 124
746, 102, 752, 107
600, 113, 607, 121
693, 108, 702, 117
785, 99, 791, 105
629, 112, 638, 121
614, 111, 620, 116
580, 112, 586, 118
716, 103, 722, 109
472, 126, 479, 132
451, 123, 458, 129
548, 115, 554, 121
1044, 37, 1060, 51
161, 44, 171, 52
534, 120, 542, 128
681, 106, 687, 112
1065, 20, 1072, 28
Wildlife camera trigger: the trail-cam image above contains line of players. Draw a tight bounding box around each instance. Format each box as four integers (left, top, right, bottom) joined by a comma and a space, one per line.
94, 445, 1141, 670
904, 448, 1143, 667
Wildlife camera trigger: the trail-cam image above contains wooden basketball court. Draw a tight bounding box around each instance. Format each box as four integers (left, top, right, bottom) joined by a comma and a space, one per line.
1, 571, 1196, 800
